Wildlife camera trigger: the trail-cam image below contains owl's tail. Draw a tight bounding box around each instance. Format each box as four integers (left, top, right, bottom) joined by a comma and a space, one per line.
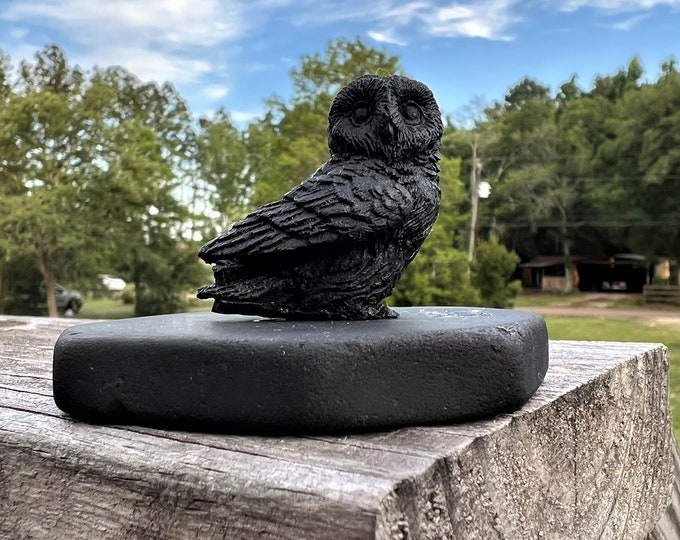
197, 261, 298, 318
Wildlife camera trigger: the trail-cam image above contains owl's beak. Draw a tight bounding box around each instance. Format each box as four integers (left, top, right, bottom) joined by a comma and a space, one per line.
379, 114, 398, 144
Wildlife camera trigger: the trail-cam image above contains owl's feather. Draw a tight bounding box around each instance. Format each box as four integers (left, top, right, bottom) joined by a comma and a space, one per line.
199, 156, 413, 262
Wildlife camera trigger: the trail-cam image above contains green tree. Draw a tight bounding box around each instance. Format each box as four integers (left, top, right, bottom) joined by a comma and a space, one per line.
483, 80, 561, 259
288, 37, 402, 107
480, 77, 593, 291
471, 235, 521, 308
0, 45, 204, 317
196, 110, 252, 230
0, 45, 98, 317
86, 66, 206, 316
249, 102, 328, 208
591, 56, 645, 101
592, 60, 680, 259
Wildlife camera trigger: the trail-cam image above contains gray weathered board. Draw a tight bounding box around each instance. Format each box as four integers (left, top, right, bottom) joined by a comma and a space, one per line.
0, 315, 677, 539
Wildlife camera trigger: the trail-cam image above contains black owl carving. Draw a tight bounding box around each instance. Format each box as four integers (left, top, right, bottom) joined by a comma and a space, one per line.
197, 74, 443, 320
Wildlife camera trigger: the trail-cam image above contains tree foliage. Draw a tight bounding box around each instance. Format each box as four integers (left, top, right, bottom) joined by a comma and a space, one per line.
0, 45, 205, 316
195, 110, 255, 230
3, 39, 679, 316
0, 46, 97, 316
472, 236, 521, 308
465, 55, 680, 286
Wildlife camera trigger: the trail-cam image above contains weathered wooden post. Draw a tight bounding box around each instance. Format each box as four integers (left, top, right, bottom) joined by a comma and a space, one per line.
0, 316, 676, 539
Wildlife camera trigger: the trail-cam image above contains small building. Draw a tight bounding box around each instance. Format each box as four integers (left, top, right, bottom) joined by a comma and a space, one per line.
518, 256, 580, 293
519, 253, 668, 294
576, 254, 648, 293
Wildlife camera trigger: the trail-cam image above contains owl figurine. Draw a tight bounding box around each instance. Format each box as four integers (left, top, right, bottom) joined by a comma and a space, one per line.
197, 74, 443, 320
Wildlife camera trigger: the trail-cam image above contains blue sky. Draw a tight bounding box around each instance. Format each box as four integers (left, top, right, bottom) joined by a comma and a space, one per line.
0, 0, 678, 124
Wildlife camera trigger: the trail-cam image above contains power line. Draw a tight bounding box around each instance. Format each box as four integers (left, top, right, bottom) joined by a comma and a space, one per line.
474, 175, 680, 183
482, 219, 680, 229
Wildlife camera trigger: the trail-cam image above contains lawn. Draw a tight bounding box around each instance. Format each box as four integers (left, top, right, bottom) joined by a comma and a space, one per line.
545, 316, 680, 435
77, 296, 212, 319
77, 297, 134, 319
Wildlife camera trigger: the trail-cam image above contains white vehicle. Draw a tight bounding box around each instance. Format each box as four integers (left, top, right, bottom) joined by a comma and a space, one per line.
98, 274, 127, 292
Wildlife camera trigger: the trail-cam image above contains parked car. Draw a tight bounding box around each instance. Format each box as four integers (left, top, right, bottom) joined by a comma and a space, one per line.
98, 274, 126, 292
1, 281, 83, 316
39, 283, 83, 315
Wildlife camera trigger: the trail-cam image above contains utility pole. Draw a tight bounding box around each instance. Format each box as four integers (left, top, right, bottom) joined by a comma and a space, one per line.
467, 136, 481, 266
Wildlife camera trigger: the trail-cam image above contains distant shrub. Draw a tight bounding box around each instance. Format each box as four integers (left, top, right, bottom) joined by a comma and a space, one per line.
471, 236, 522, 308
121, 284, 135, 305
390, 226, 480, 307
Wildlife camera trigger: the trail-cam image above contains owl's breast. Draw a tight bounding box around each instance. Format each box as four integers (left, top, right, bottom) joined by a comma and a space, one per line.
401, 169, 441, 231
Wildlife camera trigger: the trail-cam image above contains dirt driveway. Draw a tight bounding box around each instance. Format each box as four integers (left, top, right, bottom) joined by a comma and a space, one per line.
518, 293, 680, 330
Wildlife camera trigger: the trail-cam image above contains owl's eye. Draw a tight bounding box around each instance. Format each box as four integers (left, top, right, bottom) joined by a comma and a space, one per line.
350, 101, 371, 126
401, 101, 423, 124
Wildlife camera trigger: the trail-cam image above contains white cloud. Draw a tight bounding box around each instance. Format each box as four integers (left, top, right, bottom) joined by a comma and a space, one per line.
0, 0, 253, 88
557, 0, 680, 12
437, 5, 475, 20
423, 0, 521, 40
607, 12, 652, 29
3, 0, 245, 45
295, 0, 678, 42
379, 1, 432, 22
203, 84, 230, 100
367, 30, 407, 46
231, 110, 262, 124
8, 27, 28, 40
122, 50, 211, 84
294, 1, 421, 26
296, 0, 520, 41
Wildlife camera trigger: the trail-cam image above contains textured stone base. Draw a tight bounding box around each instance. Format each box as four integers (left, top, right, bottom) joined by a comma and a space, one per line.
52, 307, 548, 433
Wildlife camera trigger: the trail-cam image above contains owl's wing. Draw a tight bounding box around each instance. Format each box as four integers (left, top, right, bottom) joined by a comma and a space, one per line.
199, 164, 413, 262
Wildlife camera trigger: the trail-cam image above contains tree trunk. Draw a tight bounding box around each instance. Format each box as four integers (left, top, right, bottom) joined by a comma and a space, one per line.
557, 202, 574, 293
132, 251, 143, 318
134, 277, 143, 317
36, 250, 58, 318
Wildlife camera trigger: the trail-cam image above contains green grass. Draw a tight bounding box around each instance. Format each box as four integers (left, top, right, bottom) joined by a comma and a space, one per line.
605, 294, 647, 309
545, 316, 680, 435
77, 296, 134, 319
77, 295, 212, 319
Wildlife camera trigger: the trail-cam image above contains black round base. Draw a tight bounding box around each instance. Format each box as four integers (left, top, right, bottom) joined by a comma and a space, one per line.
53, 307, 549, 433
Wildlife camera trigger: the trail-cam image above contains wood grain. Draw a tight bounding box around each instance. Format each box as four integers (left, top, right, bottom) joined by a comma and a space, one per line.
0, 315, 675, 539
648, 434, 680, 539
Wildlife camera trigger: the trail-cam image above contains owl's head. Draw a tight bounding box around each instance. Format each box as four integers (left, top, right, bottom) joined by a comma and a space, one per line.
327, 75, 443, 164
